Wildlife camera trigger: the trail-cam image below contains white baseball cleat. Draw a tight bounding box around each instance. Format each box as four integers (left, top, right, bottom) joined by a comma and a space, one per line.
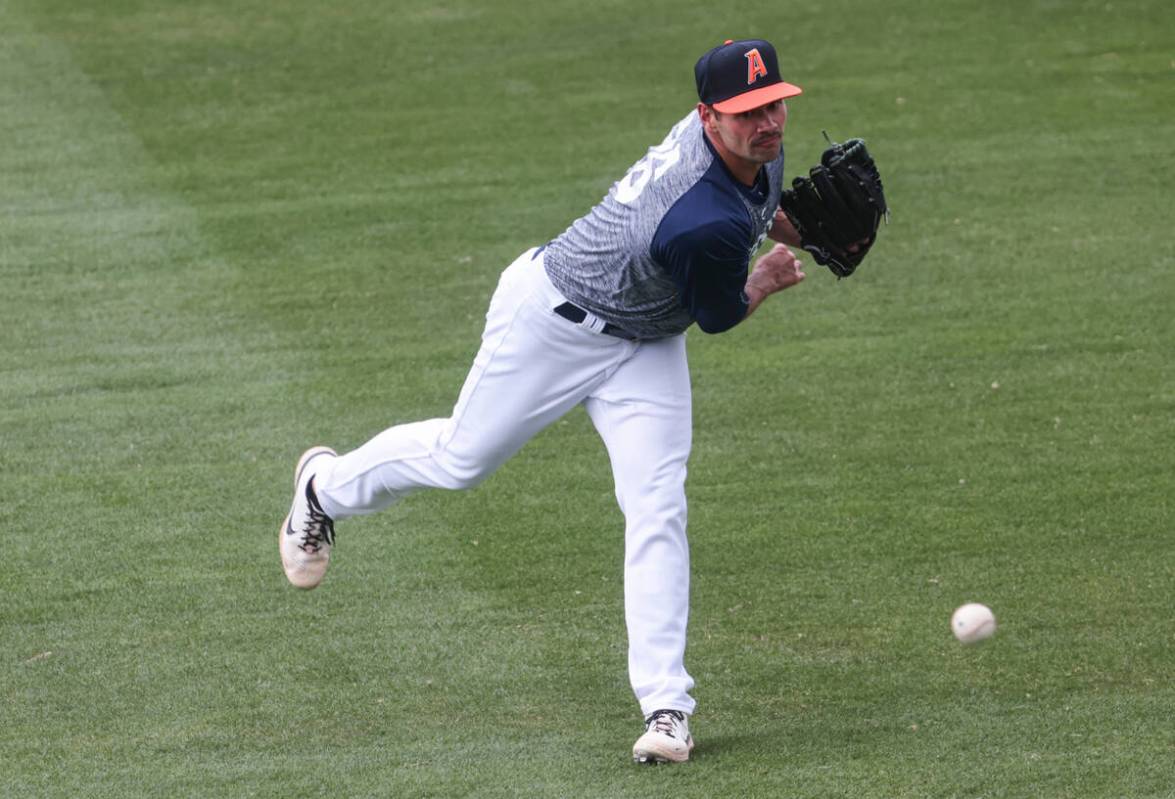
632, 709, 694, 764
280, 446, 337, 589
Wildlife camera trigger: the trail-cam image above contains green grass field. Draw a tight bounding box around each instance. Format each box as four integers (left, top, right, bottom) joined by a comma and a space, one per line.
4, 0, 1173, 796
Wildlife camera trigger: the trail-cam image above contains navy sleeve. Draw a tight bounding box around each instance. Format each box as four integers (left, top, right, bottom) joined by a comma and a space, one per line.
650, 181, 753, 334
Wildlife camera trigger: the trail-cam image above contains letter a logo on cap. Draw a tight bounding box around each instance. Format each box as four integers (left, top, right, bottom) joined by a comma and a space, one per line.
745, 48, 768, 85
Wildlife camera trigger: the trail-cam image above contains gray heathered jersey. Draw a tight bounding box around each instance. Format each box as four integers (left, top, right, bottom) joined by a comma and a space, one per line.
543, 110, 785, 339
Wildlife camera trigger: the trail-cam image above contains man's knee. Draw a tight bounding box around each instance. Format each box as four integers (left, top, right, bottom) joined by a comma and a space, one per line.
433, 447, 502, 491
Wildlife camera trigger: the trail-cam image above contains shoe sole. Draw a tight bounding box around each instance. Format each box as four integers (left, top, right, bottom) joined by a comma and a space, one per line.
280, 446, 336, 590
632, 736, 694, 764
633, 752, 691, 764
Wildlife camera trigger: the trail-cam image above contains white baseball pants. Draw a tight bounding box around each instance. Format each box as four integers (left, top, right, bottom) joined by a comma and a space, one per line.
313, 247, 696, 716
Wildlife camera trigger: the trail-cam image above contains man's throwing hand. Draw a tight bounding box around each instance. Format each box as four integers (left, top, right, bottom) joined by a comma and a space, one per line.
743, 243, 805, 317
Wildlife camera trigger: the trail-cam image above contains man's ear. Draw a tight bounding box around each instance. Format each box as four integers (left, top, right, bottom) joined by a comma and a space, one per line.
696, 102, 715, 132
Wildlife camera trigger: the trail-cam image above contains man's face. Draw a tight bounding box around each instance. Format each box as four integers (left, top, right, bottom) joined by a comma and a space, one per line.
702, 99, 788, 166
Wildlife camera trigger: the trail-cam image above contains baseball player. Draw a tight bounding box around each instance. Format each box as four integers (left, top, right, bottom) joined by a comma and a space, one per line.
281, 38, 806, 764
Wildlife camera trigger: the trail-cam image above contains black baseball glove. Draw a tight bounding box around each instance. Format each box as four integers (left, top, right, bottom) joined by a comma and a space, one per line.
779, 135, 888, 278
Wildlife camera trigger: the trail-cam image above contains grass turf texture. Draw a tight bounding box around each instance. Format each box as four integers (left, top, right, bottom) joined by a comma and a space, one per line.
3, 0, 1173, 796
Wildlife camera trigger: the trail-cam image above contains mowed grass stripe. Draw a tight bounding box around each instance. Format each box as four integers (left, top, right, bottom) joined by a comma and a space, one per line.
0, 9, 589, 795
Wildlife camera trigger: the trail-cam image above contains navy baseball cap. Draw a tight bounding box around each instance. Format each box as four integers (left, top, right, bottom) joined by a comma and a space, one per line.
695, 39, 802, 113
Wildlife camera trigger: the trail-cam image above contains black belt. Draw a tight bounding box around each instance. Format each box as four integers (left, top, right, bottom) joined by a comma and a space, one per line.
553, 302, 638, 340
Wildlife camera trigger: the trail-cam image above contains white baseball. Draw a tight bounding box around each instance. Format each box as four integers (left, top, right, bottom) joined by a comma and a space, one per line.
951, 603, 996, 644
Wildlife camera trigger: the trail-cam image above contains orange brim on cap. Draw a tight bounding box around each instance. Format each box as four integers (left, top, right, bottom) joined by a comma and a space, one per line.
712, 81, 803, 114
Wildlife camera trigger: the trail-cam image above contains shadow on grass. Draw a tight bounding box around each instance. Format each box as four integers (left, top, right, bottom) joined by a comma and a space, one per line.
690, 731, 763, 761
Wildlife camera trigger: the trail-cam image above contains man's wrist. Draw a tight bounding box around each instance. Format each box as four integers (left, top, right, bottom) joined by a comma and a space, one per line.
742, 284, 767, 318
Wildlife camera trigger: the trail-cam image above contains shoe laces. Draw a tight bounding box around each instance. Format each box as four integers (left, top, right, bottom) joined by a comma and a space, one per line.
298, 481, 335, 553
645, 709, 686, 739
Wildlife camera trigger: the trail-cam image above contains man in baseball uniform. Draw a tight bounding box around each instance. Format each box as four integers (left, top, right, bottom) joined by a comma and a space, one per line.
281, 38, 806, 764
